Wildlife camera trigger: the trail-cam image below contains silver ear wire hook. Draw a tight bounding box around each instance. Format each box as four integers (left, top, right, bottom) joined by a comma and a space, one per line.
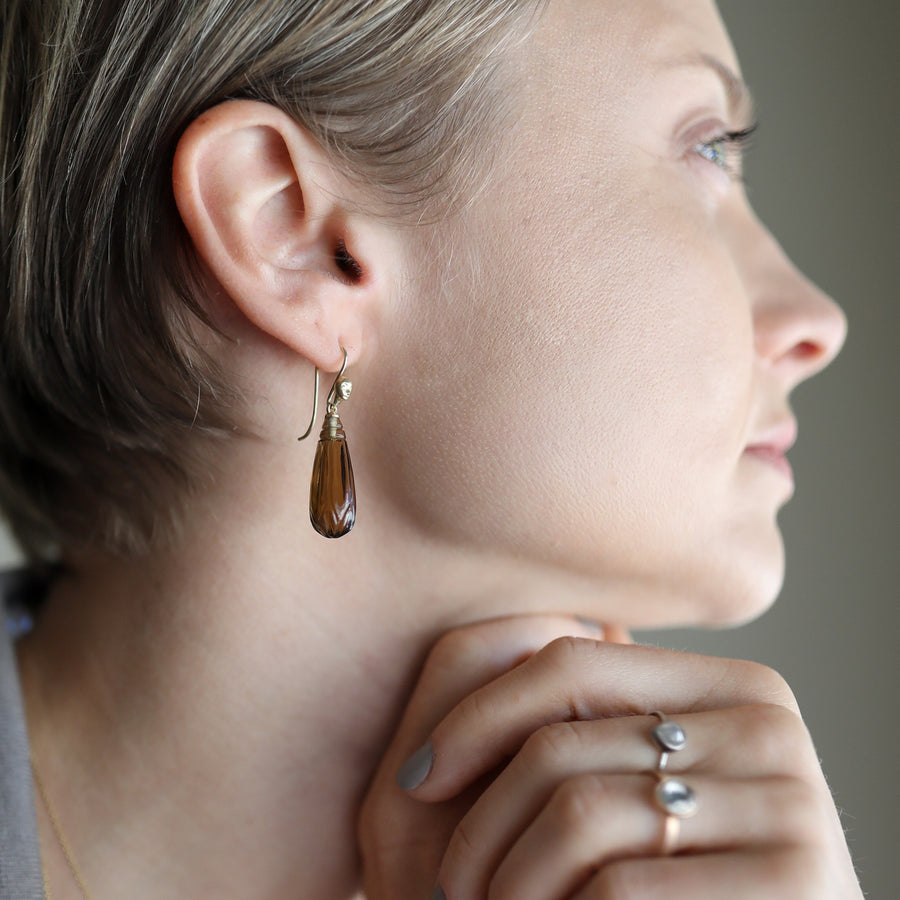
297, 347, 349, 441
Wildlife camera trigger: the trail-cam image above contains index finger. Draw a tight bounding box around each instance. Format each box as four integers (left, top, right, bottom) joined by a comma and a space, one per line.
385, 616, 612, 785
402, 636, 798, 801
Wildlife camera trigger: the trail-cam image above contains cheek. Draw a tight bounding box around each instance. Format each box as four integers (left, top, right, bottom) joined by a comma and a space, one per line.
585, 208, 754, 462
558, 203, 757, 583
370, 187, 754, 577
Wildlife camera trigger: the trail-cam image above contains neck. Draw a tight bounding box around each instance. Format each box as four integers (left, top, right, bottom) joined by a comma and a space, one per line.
19, 560, 393, 899
17, 483, 399, 896
14, 430, 642, 899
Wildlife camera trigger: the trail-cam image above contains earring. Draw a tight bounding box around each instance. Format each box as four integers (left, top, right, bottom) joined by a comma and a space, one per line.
297, 347, 356, 538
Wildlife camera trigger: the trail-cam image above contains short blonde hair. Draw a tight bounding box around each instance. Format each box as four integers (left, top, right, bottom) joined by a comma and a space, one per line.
0, 0, 542, 559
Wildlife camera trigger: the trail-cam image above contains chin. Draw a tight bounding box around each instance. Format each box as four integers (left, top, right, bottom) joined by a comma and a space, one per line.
694, 528, 787, 628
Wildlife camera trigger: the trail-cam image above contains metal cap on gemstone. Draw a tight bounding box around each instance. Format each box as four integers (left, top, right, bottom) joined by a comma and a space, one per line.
655, 777, 698, 818
652, 721, 687, 753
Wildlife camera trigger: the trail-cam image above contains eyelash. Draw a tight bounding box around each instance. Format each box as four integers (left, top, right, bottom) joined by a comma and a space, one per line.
693, 123, 759, 182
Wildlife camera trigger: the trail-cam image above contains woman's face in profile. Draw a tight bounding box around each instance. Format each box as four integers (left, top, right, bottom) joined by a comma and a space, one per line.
367, 0, 846, 629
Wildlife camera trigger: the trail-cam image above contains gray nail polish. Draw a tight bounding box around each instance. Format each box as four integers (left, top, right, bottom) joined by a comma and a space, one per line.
429, 886, 446, 900
396, 740, 434, 791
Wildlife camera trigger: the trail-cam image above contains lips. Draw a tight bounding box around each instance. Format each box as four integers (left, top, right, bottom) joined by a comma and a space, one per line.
744, 418, 797, 483
746, 418, 798, 454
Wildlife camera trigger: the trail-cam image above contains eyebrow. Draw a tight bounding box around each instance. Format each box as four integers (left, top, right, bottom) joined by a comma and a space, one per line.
663, 52, 756, 123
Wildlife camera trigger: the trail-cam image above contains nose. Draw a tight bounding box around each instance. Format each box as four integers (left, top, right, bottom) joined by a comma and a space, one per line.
739, 212, 848, 393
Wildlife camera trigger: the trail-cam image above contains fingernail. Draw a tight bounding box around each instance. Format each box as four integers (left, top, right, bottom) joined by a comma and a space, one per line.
575, 616, 605, 636
396, 740, 434, 791
429, 886, 446, 900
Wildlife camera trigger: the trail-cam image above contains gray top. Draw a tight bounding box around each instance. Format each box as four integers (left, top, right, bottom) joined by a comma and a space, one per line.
0, 572, 47, 900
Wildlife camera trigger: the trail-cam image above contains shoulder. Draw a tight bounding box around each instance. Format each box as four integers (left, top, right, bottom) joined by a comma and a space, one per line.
2, 569, 52, 639
0, 569, 47, 900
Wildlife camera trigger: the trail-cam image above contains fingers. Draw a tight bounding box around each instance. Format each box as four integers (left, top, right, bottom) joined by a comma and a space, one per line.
571, 848, 828, 900
390, 618, 610, 770
441, 774, 823, 900
358, 616, 610, 899
366, 625, 857, 900
435, 706, 817, 897
404, 637, 798, 801
503, 705, 813, 783
381, 632, 857, 900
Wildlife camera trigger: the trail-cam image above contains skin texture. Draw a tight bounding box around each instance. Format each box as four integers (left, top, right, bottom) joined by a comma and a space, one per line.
371, 0, 845, 630
13, 1, 858, 899
360, 628, 861, 898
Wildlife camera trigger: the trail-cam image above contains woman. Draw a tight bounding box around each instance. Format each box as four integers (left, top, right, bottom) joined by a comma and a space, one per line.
0, 0, 863, 897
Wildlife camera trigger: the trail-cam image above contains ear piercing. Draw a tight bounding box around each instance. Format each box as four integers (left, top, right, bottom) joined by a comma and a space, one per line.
298, 348, 356, 538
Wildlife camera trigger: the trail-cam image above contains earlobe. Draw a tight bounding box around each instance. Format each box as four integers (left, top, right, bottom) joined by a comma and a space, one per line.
171, 99, 383, 370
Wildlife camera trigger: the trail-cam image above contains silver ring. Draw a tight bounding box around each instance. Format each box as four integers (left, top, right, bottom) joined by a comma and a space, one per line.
652, 773, 699, 855
649, 711, 687, 772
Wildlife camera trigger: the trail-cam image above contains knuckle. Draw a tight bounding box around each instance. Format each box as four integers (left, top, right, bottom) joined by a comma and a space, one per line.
459, 681, 497, 725
734, 703, 813, 772
588, 861, 648, 900
445, 816, 481, 869
767, 846, 830, 899
771, 777, 827, 843
520, 720, 585, 772
426, 626, 486, 675
732, 660, 799, 711
541, 634, 596, 670
549, 773, 612, 833
533, 636, 601, 720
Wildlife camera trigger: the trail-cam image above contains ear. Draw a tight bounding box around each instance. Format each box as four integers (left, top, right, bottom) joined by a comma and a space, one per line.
172, 99, 390, 370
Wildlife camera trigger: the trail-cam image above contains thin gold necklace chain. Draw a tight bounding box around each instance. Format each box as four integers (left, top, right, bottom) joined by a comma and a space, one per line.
29, 754, 93, 900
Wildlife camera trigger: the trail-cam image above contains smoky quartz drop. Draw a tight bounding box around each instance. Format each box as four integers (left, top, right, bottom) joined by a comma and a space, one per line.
309, 414, 356, 538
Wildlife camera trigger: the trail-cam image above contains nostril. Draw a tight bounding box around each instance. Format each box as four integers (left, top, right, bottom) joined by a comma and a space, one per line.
793, 340, 822, 361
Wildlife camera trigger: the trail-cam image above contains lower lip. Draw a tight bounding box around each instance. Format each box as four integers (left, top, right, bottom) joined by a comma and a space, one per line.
744, 446, 794, 484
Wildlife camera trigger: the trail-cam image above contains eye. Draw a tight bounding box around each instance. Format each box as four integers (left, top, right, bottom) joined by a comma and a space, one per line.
692, 123, 758, 182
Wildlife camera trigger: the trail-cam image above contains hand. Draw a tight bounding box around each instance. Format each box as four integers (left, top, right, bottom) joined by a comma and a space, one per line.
358, 618, 862, 899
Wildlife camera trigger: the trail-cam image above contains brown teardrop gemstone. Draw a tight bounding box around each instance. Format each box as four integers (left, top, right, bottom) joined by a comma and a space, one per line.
309, 413, 356, 538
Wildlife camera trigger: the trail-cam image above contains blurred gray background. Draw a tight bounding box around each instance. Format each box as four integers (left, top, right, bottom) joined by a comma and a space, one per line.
1, 0, 896, 896
640, 2, 898, 896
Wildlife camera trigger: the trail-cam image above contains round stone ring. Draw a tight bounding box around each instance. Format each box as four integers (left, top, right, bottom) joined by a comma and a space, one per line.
649, 711, 687, 772
647, 712, 695, 855
652, 774, 699, 855
655, 775, 699, 818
